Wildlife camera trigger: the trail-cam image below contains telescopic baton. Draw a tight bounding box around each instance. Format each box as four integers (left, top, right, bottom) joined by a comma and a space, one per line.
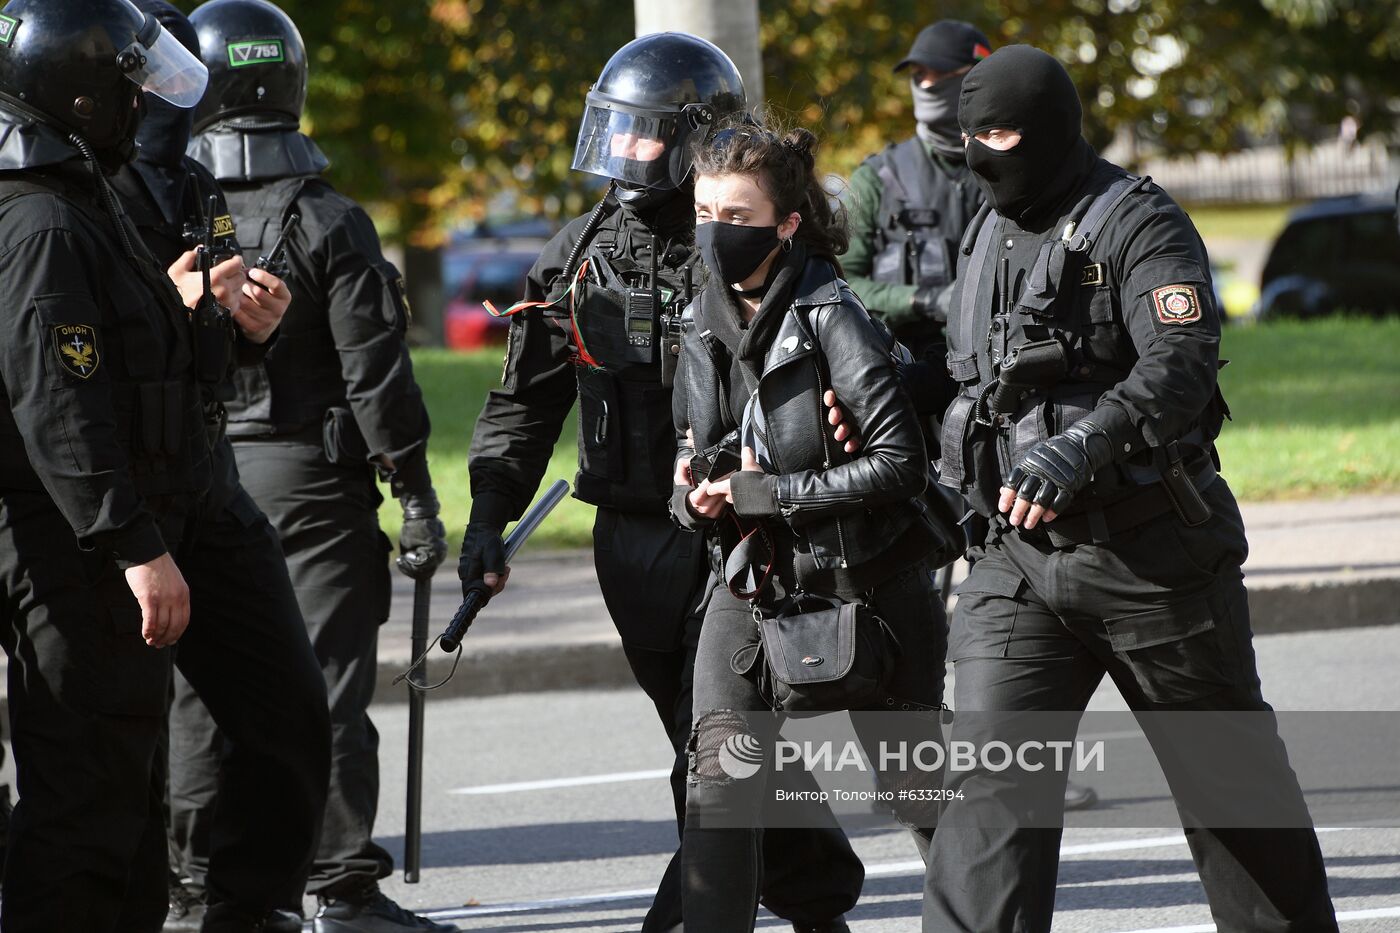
439, 479, 571, 652
398, 479, 571, 882
396, 548, 434, 884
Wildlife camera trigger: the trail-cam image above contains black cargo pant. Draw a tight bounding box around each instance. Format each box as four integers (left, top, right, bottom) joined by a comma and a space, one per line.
924, 478, 1338, 933
168, 480, 332, 913
172, 439, 392, 900
0, 492, 175, 933
593, 508, 866, 932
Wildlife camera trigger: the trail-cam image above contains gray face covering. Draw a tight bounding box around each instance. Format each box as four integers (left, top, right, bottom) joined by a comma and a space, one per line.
911, 74, 966, 158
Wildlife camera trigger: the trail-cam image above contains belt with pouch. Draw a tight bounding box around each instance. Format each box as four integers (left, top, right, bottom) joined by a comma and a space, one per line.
1041, 459, 1218, 548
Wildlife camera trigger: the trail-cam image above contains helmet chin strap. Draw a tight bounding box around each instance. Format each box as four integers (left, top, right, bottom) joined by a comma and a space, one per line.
614, 182, 680, 213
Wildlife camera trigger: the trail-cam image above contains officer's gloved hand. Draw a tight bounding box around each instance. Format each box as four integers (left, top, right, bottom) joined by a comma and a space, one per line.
911, 285, 951, 324
398, 491, 447, 580
1003, 417, 1116, 525
459, 522, 508, 597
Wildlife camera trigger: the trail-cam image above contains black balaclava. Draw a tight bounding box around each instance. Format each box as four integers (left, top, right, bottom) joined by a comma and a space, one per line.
959, 45, 1086, 224
132, 0, 200, 222
912, 74, 967, 159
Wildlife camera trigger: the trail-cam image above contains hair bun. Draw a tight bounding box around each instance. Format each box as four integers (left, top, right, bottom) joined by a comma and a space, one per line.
781, 128, 817, 169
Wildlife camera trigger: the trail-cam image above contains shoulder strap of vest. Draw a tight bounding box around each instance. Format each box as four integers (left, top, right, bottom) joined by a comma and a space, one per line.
885, 137, 935, 207
957, 204, 1000, 343
958, 202, 993, 258
1064, 173, 1150, 255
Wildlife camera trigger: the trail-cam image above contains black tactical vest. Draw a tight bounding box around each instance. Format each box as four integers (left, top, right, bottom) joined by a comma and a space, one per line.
866, 138, 981, 292
939, 172, 1225, 518
220, 174, 344, 436
553, 205, 697, 511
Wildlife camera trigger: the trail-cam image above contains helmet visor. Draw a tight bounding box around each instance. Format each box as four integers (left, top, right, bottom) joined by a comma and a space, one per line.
571, 99, 701, 190
122, 23, 209, 109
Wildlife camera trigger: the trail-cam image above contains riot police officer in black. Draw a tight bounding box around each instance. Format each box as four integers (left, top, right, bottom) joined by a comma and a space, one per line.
923, 45, 1338, 932
0, 1, 210, 928
181, 2, 450, 930
463, 33, 863, 933
106, 3, 333, 930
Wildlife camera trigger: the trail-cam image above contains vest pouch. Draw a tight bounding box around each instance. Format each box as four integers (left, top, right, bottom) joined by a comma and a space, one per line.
872, 239, 907, 284
574, 278, 632, 371
911, 236, 952, 288
628, 379, 679, 502
1004, 397, 1053, 478
228, 364, 274, 426
322, 406, 370, 466
937, 394, 978, 491
577, 371, 624, 483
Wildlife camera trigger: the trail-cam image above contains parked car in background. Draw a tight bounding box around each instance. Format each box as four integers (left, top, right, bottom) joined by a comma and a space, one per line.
1253, 192, 1400, 320
441, 244, 543, 350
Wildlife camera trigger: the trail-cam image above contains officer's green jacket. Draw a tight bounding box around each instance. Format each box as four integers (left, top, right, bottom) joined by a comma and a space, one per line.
841, 138, 981, 333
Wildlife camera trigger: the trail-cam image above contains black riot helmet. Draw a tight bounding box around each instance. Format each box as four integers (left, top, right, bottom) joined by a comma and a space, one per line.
189, 0, 307, 133
572, 32, 745, 199
0, 0, 208, 155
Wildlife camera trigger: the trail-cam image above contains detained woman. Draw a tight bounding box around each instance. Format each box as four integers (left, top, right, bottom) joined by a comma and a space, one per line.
670, 121, 949, 930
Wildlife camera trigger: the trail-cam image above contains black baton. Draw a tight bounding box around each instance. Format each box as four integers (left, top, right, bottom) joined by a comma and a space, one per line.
439, 479, 571, 652
397, 550, 433, 883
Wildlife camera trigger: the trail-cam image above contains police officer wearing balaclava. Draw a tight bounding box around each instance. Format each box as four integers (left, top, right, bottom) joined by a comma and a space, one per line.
841, 21, 988, 372
0, 0, 213, 928
105, 3, 332, 930
923, 45, 1339, 932
464, 32, 863, 933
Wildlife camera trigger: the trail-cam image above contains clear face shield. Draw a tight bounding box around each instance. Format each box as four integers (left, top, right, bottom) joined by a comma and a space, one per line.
571, 94, 715, 190
118, 14, 209, 109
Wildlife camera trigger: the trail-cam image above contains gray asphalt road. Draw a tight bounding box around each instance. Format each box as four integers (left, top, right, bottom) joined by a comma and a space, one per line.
361, 624, 1400, 932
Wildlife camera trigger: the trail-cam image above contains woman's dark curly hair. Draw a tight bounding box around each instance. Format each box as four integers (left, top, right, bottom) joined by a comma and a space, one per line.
691, 116, 848, 269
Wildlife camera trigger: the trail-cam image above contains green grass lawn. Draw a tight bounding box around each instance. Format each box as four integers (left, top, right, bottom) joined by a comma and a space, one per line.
384, 317, 1400, 550
1215, 317, 1400, 500
1182, 201, 1297, 242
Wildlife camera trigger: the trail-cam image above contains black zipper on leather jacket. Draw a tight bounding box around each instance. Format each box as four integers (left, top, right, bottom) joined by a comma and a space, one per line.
808, 328, 849, 569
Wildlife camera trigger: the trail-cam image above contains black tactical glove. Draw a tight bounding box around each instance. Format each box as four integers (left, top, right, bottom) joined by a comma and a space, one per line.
397, 490, 447, 580
1005, 417, 1116, 515
458, 521, 506, 597
911, 285, 951, 324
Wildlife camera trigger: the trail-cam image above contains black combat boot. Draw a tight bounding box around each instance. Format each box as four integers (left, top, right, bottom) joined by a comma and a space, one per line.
313, 881, 458, 932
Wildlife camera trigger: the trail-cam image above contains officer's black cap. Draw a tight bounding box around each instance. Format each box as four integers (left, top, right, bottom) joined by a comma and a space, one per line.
894, 20, 992, 74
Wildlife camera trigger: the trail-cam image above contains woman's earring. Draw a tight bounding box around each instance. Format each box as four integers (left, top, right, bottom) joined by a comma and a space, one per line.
781, 238, 793, 253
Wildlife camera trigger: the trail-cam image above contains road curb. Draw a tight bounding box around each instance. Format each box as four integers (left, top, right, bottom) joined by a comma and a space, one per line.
373, 576, 1400, 704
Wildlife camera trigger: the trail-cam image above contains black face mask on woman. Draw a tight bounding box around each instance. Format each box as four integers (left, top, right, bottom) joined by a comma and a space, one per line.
959, 45, 1084, 223
695, 220, 780, 285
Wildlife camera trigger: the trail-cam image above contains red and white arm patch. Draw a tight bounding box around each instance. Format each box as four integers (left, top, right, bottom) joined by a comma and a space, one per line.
1150, 284, 1202, 326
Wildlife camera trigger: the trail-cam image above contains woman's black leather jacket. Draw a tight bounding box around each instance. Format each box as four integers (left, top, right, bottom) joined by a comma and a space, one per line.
671, 256, 936, 591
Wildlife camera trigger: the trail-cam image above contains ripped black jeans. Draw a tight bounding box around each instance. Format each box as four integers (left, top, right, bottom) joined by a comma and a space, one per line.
682, 560, 948, 932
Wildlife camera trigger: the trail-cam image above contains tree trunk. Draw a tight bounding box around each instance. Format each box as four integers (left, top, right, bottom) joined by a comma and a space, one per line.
633, 0, 764, 105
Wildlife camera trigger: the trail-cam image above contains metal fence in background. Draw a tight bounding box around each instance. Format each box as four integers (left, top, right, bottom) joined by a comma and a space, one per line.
1141, 138, 1398, 204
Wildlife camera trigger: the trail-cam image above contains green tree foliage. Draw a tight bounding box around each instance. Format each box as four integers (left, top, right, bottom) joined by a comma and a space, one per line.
762, 0, 1400, 176
429, 0, 633, 230
180, 0, 458, 243
183, 1, 1400, 238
